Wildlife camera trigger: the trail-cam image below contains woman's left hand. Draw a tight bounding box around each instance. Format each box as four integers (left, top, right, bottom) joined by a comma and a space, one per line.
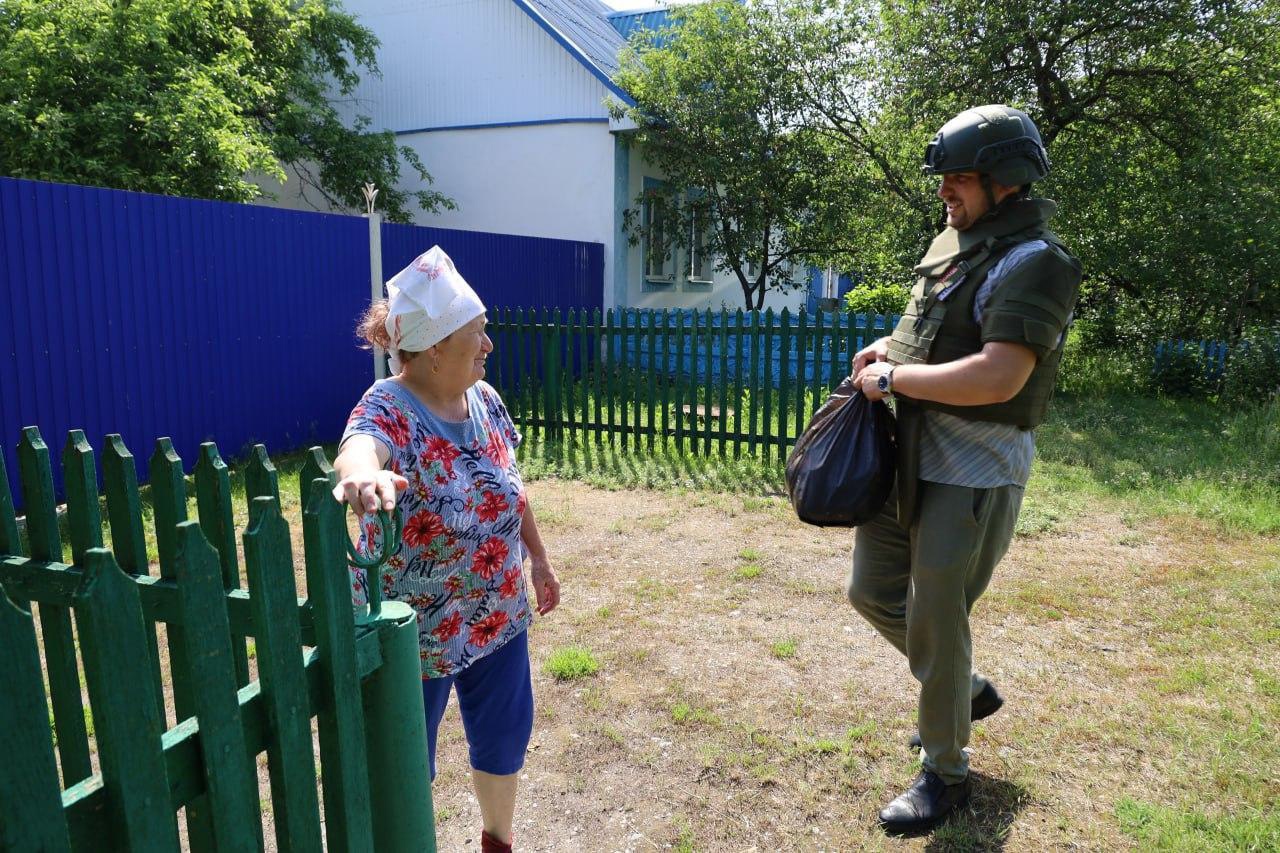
528, 554, 560, 616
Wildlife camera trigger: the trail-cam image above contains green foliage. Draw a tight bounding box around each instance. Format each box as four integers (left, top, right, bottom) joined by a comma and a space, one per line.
1055, 329, 1154, 397
618, 0, 1280, 338
1151, 347, 1215, 400
769, 639, 797, 660
612, 2, 845, 309
1221, 333, 1280, 409
543, 646, 600, 681
1115, 797, 1280, 852
0, 0, 451, 221
842, 282, 908, 317
1037, 392, 1280, 533
817, 0, 1280, 342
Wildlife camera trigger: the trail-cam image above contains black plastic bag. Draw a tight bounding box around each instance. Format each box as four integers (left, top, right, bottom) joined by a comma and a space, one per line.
785, 377, 896, 527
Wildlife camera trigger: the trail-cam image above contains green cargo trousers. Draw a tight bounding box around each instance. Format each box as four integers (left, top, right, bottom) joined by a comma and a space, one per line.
846, 479, 1023, 784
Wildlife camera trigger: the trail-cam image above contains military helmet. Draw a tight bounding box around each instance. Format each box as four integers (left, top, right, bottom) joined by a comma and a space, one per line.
922, 105, 1050, 186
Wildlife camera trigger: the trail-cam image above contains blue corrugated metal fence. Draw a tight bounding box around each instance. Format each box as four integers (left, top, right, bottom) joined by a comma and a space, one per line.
380, 222, 603, 312
1, 176, 603, 508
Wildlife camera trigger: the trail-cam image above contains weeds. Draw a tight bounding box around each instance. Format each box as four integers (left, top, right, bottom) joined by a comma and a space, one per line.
543, 646, 600, 680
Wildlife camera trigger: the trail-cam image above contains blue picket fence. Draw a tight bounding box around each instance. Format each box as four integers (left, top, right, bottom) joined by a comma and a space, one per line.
1153, 336, 1280, 382
0, 176, 603, 508
615, 309, 901, 387
1153, 339, 1232, 380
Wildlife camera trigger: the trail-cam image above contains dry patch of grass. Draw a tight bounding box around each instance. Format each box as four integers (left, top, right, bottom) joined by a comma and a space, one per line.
424, 479, 1280, 851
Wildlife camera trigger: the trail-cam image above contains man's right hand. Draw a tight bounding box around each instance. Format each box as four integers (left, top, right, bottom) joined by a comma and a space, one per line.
852, 336, 891, 374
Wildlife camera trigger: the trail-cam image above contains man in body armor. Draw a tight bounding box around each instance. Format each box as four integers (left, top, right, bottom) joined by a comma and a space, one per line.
849, 105, 1082, 833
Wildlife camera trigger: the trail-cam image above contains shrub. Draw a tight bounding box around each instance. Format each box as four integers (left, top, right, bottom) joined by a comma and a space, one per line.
1055, 329, 1152, 397
843, 282, 909, 318
1221, 336, 1280, 409
1150, 346, 1214, 399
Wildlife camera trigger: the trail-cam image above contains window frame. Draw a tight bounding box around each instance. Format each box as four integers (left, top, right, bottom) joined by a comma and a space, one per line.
642, 178, 674, 284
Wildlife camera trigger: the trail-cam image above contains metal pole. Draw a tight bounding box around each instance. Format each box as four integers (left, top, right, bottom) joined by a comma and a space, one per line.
368, 212, 386, 380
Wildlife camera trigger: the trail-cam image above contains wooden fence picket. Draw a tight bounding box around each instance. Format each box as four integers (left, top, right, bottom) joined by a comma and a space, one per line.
304, 480, 376, 853
173, 521, 263, 851
245, 445, 281, 524
102, 433, 167, 720
18, 427, 92, 787
244, 494, 323, 852
195, 441, 251, 687
0, 449, 21, 558
76, 548, 181, 850
0, 586, 71, 852
149, 438, 218, 851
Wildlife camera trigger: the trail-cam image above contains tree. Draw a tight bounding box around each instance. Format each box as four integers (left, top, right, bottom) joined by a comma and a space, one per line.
798, 0, 1280, 342
0, 0, 451, 222
612, 1, 852, 310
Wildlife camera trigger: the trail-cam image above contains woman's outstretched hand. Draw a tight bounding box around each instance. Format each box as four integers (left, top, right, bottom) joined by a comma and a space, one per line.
332, 469, 408, 515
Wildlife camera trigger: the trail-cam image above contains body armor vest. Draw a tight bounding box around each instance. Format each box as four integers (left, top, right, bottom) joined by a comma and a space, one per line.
886, 198, 1082, 429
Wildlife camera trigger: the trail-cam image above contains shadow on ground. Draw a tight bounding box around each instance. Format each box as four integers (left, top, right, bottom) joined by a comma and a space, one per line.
922, 771, 1031, 851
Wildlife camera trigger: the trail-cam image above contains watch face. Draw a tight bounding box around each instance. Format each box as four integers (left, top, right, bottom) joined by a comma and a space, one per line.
877, 374, 890, 392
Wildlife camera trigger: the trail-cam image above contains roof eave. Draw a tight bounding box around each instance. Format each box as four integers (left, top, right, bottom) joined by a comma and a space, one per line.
508, 0, 637, 107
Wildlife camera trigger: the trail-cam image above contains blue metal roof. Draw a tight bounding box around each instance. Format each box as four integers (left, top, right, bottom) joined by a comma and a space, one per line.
607, 9, 674, 41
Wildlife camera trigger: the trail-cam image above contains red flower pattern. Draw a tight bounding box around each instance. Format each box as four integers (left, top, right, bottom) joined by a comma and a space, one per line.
483, 430, 510, 468
431, 611, 463, 642
402, 510, 446, 548
372, 410, 411, 447
475, 490, 509, 523
422, 435, 461, 474
471, 537, 509, 580
499, 567, 521, 600
468, 611, 509, 648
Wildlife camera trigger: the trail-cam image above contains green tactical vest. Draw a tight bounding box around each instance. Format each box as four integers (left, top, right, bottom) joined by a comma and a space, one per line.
886, 198, 1082, 429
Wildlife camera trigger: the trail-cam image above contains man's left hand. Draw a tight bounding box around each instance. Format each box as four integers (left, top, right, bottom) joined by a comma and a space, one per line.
855, 361, 893, 401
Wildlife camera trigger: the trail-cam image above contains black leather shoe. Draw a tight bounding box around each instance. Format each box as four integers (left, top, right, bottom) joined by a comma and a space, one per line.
908, 681, 1004, 749
878, 771, 970, 835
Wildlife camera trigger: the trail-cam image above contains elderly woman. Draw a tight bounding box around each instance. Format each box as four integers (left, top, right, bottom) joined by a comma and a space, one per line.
332, 246, 559, 853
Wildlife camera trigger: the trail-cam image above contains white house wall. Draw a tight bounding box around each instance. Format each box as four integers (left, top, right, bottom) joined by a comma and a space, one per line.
339, 0, 618, 132
622, 141, 805, 314
396, 121, 616, 289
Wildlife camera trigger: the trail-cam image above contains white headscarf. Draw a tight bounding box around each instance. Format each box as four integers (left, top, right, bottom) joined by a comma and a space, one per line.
384, 246, 486, 374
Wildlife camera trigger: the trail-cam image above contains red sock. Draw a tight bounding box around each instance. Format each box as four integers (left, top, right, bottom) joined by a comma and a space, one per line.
481, 830, 512, 853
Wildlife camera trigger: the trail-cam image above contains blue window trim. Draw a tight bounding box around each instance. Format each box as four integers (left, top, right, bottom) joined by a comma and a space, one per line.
394, 117, 608, 136
507, 0, 636, 107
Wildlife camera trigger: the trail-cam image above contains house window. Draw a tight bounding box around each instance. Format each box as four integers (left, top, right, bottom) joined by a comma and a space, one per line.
642, 183, 673, 282
687, 209, 712, 283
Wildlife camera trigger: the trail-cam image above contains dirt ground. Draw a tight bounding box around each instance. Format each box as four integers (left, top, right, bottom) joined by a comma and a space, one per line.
30, 474, 1276, 851
417, 479, 1279, 852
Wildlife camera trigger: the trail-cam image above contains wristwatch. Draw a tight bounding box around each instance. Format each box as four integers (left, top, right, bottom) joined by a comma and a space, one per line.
876, 365, 896, 396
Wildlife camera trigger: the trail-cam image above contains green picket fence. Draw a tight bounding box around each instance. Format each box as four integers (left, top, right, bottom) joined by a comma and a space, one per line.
487, 307, 895, 460
0, 428, 436, 852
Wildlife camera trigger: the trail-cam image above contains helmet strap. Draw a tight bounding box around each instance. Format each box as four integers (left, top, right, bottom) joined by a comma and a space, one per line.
979, 173, 998, 213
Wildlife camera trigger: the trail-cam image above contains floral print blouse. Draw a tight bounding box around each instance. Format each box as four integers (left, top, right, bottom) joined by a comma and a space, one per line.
342, 379, 529, 678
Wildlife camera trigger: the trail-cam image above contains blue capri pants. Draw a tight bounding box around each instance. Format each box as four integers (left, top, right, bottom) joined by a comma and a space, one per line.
421, 629, 533, 779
